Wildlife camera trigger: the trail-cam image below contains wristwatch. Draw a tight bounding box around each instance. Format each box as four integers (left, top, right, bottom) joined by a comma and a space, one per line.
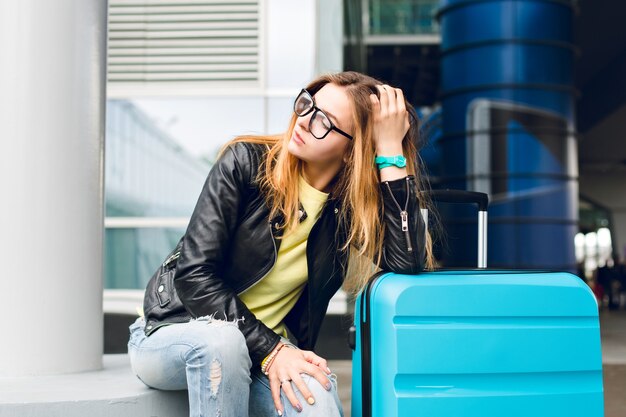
375, 155, 407, 169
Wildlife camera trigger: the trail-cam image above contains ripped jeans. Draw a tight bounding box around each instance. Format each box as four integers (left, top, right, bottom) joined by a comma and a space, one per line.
127, 314, 344, 417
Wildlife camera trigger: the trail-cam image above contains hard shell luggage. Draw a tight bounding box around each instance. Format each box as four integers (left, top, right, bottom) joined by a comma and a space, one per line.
349, 190, 603, 417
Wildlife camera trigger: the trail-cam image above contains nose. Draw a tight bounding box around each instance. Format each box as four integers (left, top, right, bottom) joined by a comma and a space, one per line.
296, 110, 312, 133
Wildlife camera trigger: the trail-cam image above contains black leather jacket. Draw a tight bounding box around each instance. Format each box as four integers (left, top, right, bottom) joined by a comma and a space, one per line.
141, 141, 426, 367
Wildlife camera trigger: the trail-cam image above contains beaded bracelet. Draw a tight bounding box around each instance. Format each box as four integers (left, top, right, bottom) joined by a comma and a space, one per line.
261, 342, 284, 375
262, 352, 281, 375
261, 342, 297, 375
261, 340, 297, 367
266, 343, 297, 374
261, 341, 284, 366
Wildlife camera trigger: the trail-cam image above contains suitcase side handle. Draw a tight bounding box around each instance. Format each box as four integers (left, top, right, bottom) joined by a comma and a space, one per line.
419, 189, 489, 269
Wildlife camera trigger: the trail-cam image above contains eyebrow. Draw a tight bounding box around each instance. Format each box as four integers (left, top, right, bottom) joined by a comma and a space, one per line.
319, 105, 340, 124
310, 92, 341, 124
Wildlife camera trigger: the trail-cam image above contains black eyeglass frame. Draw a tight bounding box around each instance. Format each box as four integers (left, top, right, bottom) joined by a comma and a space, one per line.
294, 88, 354, 141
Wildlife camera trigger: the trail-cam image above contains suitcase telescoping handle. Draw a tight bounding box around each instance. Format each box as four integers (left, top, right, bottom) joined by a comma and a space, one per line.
419, 189, 489, 269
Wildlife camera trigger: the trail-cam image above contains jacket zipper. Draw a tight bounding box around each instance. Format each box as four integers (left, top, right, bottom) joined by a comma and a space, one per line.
236, 220, 278, 295
384, 176, 413, 252
163, 251, 180, 268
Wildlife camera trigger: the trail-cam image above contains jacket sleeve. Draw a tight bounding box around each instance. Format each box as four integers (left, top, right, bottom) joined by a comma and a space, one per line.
378, 174, 427, 274
172, 142, 281, 367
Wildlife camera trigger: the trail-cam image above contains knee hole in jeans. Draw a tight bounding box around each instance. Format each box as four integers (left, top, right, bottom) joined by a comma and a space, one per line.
186, 315, 251, 367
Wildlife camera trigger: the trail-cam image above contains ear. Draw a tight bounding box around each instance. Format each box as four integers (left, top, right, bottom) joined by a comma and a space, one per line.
342, 146, 351, 164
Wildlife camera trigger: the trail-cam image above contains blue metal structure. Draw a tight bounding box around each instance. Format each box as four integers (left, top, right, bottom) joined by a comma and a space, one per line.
433, 0, 579, 271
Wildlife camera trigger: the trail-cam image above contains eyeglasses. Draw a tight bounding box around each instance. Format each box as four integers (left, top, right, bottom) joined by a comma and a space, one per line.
293, 88, 353, 140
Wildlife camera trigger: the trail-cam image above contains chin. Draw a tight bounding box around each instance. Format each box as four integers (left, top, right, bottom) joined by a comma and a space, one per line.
287, 141, 307, 160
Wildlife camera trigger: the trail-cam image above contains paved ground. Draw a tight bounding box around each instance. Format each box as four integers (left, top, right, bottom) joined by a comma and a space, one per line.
330, 308, 626, 417
2, 309, 622, 417
598, 308, 626, 417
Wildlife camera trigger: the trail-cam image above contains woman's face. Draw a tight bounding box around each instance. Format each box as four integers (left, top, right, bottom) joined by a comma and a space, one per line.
287, 83, 354, 167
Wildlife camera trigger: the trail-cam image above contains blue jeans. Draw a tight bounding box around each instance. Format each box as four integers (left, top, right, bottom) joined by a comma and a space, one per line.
127, 315, 344, 417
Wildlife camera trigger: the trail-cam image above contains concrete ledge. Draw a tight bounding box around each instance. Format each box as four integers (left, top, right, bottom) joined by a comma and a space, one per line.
0, 354, 189, 417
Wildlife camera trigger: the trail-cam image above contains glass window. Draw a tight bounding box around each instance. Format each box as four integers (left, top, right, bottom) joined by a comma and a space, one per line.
104, 99, 213, 289
369, 0, 440, 35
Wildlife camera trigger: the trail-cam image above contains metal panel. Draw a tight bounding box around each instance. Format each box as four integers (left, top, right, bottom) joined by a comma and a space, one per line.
107, 0, 261, 90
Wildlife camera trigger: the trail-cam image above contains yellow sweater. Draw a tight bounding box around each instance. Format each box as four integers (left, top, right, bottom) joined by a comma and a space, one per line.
136, 174, 329, 341
238, 173, 329, 338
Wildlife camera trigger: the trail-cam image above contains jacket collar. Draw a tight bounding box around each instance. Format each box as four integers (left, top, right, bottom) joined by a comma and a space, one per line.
269, 170, 344, 228
297, 169, 343, 222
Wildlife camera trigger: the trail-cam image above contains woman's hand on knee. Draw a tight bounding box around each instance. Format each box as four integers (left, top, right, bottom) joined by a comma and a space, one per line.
266, 347, 332, 414
300, 349, 332, 375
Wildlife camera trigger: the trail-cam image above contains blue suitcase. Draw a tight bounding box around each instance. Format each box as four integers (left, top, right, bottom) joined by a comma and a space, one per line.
349, 190, 604, 417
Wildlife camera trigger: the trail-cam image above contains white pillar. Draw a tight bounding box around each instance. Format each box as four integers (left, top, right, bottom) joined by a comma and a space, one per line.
0, 0, 107, 376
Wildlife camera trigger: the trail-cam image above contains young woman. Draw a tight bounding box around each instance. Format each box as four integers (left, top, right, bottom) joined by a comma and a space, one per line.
127, 70, 437, 417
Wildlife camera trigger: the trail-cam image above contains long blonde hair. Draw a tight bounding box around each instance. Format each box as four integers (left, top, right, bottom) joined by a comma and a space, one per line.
217, 71, 439, 297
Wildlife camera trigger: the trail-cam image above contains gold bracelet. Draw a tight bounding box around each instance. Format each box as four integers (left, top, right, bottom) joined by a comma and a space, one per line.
261, 342, 287, 375
265, 343, 298, 374
260, 351, 272, 368
261, 342, 284, 375
262, 342, 293, 375
263, 353, 279, 374
261, 342, 286, 366
264, 343, 287, 374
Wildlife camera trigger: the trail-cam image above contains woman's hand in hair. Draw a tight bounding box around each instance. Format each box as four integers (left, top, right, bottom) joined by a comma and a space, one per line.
266, 347, 333, 414
370, 84, 411, 154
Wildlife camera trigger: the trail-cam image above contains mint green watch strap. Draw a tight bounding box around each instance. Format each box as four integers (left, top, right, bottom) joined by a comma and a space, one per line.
377, 162, 395, 169
375, 154, 406, 169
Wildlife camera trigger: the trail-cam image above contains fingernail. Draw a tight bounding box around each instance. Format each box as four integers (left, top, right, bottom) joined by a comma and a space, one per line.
277, 409, 282, 416
307, 396, 315, 405
296, 403, 303, 412
325, 381, 332, 390
326, 367, 331, 373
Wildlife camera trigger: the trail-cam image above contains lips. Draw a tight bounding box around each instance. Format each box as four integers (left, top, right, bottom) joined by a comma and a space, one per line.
293, 131, 305, 144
